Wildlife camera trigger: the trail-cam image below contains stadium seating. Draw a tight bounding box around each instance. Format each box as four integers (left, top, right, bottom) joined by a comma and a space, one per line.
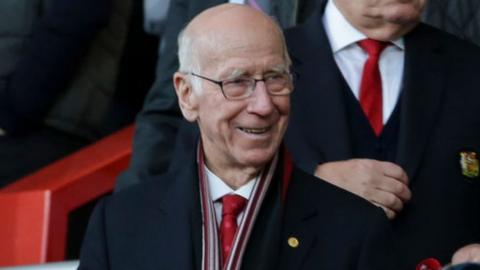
0, 126, 133, 267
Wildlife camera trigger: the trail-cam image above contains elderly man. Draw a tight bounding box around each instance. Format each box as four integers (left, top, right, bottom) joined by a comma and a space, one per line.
284, 0, 480, 268
78, 4, 395, 270
115, 0, 315, 190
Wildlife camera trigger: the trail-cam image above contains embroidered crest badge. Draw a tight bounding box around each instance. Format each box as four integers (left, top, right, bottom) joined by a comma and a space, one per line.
459, 151, 479, 178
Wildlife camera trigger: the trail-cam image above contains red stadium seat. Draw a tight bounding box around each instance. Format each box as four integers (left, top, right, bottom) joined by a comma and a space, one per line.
0, 125, 134, 266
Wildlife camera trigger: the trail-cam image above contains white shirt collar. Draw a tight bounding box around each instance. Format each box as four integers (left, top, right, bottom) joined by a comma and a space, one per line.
322, 0, 404, 53
206, 165, 256, 202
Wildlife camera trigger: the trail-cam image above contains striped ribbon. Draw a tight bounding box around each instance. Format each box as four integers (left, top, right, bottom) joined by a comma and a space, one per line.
197, 142, 278, 270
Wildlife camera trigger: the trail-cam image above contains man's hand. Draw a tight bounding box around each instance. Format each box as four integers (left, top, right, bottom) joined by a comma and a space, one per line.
452, 244, 480, 265
314, 159, 411, 219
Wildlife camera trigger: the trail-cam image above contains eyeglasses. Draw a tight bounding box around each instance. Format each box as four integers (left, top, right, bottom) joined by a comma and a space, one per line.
189, 71, 295, 100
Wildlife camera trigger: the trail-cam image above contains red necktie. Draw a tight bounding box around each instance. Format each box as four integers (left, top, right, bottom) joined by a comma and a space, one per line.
358, 39, 389, 136
219, 194, 247, 266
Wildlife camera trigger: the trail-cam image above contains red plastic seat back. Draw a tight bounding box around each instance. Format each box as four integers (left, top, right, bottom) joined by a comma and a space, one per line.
0, 125, 134, 266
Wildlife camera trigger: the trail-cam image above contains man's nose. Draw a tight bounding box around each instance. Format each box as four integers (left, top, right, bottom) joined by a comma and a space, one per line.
246, 81, 274, 116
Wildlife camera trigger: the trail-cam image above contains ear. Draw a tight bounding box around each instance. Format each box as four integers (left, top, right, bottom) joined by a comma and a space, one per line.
174, 72, 199, 122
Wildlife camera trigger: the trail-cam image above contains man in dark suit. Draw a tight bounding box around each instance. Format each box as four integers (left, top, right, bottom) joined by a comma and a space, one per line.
79, 4, 395, 269
284, 0, 480, 268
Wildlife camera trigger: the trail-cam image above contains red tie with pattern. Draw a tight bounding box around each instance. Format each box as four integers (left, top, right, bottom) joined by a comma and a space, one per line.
219, 194, 247, 266
358, 39, 389, 136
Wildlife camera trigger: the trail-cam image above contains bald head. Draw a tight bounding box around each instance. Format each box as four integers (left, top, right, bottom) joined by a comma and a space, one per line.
172, 4, 293, 185
177, 4, 290, 74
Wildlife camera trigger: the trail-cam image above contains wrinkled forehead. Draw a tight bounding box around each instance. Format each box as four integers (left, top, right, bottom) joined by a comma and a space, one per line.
194, 24, 287, 74
186, 4, 287, 70
201, 34, 286, 76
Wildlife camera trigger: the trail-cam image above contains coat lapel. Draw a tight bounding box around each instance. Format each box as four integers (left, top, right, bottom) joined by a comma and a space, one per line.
278, 170, 318, 270
396, 23, 449, 182
144, 149, 202, 270
285, 3, 352, 167
241, 156, 285, 270
278, 217, 317, 270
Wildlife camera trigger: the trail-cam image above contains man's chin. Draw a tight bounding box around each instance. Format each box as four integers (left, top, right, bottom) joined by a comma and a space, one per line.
383, 5, 422, 25
366, 22, 417, 41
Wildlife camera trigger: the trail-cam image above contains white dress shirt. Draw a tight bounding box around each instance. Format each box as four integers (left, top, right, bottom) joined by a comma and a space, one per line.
206, 166, 256, 226
323, 0, 405, 123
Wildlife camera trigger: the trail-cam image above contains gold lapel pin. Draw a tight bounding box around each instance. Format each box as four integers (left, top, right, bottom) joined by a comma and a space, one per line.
459, 150, 479, 178
288, 237, 299, 248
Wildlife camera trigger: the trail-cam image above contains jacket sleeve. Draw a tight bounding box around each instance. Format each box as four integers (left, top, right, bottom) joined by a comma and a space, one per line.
78, 199, 110, 270
357, 208, 399, 270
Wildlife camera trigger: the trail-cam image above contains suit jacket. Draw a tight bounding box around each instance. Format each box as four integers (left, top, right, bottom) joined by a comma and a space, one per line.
284, 3, 480, 269
80, 144, 396, 270
115, 0, 317, 191
422, 0, 480, 46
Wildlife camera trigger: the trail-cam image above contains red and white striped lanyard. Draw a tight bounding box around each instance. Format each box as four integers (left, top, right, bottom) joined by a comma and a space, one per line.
197, 142, 282, 270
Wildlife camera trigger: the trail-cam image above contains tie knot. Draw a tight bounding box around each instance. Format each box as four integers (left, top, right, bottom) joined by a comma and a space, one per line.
222, 194, 247, 217
358, 39, 389, 56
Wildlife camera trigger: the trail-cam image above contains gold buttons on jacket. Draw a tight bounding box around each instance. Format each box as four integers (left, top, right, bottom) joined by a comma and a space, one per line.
287, 237, 299, 248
